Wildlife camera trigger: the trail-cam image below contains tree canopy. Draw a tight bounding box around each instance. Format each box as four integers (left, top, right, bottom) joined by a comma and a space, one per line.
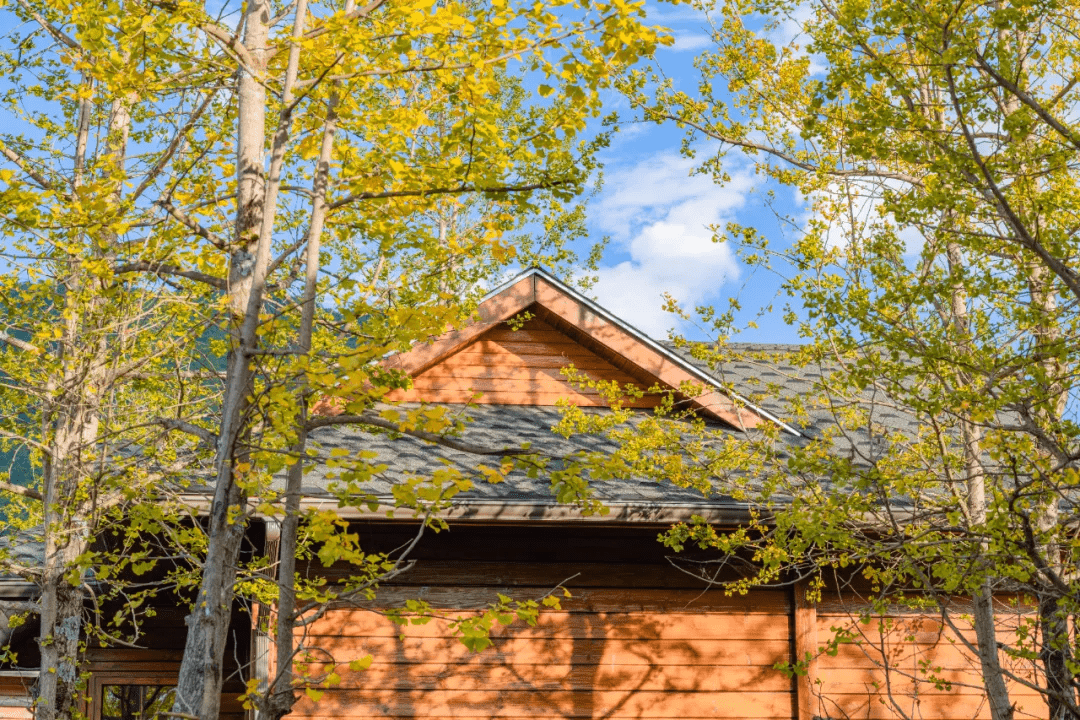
579, 0, 1080, 717
0, 0, 669, 718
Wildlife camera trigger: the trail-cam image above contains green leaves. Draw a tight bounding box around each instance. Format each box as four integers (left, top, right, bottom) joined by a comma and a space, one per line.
0, 0, 677, 714
607, 0, 1080, 707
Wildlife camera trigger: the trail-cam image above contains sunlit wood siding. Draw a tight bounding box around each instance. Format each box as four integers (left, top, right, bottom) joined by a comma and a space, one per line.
288, 523, 794, 720
284, 523, 1046, 720
387, 316, 660, 408
810, 597, 1045, 720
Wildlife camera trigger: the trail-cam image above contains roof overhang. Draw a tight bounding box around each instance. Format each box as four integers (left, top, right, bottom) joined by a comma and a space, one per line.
178, 493, 755, 527
0, 582, 37, 601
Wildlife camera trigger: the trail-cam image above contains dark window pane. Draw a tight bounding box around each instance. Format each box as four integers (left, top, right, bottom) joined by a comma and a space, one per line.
101, 685, 176, 720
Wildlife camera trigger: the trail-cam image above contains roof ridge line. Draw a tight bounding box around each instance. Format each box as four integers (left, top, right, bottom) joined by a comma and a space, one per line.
486, 267, 803, 438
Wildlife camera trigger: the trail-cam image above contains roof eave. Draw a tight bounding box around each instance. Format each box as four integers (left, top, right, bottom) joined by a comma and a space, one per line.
179, 493, 756, 526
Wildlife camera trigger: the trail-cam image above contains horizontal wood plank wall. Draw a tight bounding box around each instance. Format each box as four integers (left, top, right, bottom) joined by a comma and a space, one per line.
289, 523, 794, 720
0, 675, 32, 716
812, 598, 1046, 720
0, 677, 31, 698
387, 317, 660, 408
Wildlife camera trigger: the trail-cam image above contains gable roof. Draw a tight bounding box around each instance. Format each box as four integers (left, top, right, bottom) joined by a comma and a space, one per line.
285, 269, 827, 525
295, 340, 920, 525
382, 267, 780, 432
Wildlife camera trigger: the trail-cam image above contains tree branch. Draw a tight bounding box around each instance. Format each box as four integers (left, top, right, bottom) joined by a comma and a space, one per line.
266, 236, 307, 277
329, 180, 567, 211
658, 112, 925, 187
971, 49, 1080, 153
0, 140, 56, 192
198, 22, 260, 77
292, 560, 415, 627
944, 63, 1080, 303
154, 197, 227, 249
298, 15, 589, 87
0, 600, 41, 614
155, 418, 218, 449
130, 89, 220, 202
15, 0, 80, 51
300, 0, 388, 42
114, 261, 226, 290
0, 330, 41, 354
0, 480, 42, 502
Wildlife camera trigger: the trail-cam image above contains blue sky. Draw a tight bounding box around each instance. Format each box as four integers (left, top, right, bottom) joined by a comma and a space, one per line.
579, 2, 806, 345
0, 0, 806, 345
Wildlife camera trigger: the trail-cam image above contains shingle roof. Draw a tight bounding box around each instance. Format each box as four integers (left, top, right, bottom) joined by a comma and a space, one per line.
297, 340, 931, 522
298, 403, 749, 523
665, 341, 923, 452
295, 340, 918, 520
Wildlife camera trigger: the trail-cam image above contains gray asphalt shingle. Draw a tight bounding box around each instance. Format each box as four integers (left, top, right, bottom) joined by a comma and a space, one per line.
303, 403, 737, 507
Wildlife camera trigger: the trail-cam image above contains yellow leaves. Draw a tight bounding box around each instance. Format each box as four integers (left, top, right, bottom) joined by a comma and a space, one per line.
239, 678, 261, 710
348, 655, 373, 672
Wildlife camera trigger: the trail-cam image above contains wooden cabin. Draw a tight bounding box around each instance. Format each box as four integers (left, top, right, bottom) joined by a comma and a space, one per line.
272, 268, 1046, 720
0, 267, 1048, 719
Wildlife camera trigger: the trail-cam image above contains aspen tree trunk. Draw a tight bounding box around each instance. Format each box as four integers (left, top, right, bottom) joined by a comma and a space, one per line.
37, 412, 97, 720
36, 83, 132, 720
174, 0, 314, 714
172, 0, 269, 716
1028, 264, 1074, 719
946, 241, 1014, 720
269, 4, 347, 715
996, 22, 1073, 714
968, 483, 1014, 720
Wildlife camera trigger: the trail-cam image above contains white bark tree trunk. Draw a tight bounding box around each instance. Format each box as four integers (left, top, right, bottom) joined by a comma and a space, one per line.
172, 1, 270, 716
36, 79, 132, 720
946, 241, 1014, 720
269, 23, 337, 714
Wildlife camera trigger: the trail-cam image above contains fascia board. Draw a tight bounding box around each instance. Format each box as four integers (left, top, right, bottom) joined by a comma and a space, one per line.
177, 493, 755, 526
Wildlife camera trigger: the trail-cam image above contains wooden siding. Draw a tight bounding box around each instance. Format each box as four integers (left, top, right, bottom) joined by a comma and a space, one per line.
288, 523, 793, 720
290, 593, 793, 719
811, 602, 1046, 720
0, 678, 30, 698
283, 523, 1051, 720
387, 317, 661, 408
0, 675, 32, 718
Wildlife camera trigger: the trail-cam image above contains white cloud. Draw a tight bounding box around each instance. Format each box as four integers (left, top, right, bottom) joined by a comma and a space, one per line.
798, 180, 925, 258
590, 152, 755, 338
670, 33, 712, 52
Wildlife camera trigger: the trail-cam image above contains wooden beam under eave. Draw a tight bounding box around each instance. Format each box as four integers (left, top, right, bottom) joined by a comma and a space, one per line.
793, 580, 820, 720
385, 274, 537, 376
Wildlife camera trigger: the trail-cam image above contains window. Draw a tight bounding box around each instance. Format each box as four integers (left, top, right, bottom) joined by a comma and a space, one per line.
87, 673, 178, 720
100, 684, 176, 720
